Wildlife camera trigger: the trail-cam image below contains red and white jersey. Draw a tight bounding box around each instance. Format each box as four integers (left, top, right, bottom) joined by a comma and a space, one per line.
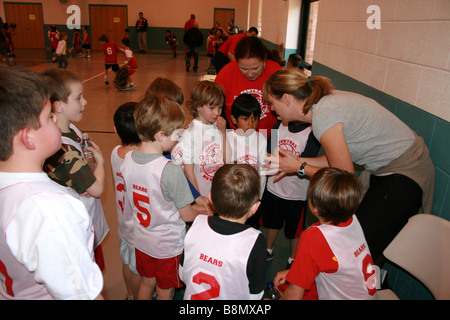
61, 124, 109, 248
181, 215, 261, 300
48, 31, 59, 49
313, 216, 377, 300
103, 41, 118, 64
0, 172, 102, 300
121, 152, 186, 258
172, 119, 224, 197
226, 129, 267, 198
124, 49, 137, 71
110, 145, 134, 246
267, 123, 312, 200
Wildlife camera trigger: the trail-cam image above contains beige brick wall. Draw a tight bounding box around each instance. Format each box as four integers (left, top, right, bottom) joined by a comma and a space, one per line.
313, 0, 450, 121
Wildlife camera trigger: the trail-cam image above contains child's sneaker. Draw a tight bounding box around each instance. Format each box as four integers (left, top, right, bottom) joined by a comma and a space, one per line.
266, 250, 274, 261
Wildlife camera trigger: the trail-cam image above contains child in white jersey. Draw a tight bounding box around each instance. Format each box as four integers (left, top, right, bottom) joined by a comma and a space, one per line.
120, 95, 208, 300
171, 80, 226, 209
42, 68, 109, 272
262, 120, 320, 267
224, 93, 267, 228
180, 164, 266, 300
111, 102, 141, 300
0, 66, 103, 300
274, 168, 377, 300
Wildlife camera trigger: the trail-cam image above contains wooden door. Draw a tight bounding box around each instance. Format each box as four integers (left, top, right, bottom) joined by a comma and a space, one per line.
89, 5, 127, 51
214, 8, 235, 33
4, 2, 45, 49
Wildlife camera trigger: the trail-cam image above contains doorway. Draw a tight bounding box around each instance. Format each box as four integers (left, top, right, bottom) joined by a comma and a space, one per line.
4, 2, 45, 49
214, 8, 235, 34
89, 5, 128, 51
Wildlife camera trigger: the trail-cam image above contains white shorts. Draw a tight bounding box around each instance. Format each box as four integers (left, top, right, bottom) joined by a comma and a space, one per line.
119, 238, 138, 274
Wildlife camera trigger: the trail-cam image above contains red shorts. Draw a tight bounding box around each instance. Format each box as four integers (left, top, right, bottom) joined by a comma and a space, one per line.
135, 248, 183, 289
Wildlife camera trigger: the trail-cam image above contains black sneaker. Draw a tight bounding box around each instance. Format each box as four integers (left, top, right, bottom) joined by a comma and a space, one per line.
266, 250, 274, 261
286, 259, 294, 269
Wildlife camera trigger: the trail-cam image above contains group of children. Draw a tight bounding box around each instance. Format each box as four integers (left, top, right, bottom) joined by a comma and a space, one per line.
110, 77, 377, 300
0, 58, 377, 299
98, 34, 137, 90
48, 26, 137, 90
48, 25, 91, 68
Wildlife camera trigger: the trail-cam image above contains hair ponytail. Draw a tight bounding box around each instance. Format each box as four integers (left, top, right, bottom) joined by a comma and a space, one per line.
263, 69, 334, 114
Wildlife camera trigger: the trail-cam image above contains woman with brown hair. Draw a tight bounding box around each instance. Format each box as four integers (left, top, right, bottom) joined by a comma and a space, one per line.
215, 36, 282, 136
263, 68, 434, 264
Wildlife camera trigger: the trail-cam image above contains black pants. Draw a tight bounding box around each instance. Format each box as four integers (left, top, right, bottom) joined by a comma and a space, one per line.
356, 173, 422, 266
213, 51, 230, 74
57, 54, 68, 68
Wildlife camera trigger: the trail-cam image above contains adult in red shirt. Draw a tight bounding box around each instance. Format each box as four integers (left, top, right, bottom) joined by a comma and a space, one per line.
215, 36, 282, 137
214, 27, 258, 74
184, 14, 196, 32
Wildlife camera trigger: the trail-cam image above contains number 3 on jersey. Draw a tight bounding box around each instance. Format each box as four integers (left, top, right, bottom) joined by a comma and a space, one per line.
133, 191, 151, 228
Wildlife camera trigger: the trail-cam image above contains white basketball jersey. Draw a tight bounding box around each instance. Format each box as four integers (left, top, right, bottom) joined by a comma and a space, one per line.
182, 215, 261, 300
111, 145, 134, 246
0, 175, 96, 300
61, 123, 109, 248
313, 215, 377, 300
121, 152, 186, 258
267, 123, 312, 200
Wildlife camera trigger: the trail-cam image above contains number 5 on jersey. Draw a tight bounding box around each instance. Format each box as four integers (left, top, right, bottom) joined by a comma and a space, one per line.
133, 191, 151, 228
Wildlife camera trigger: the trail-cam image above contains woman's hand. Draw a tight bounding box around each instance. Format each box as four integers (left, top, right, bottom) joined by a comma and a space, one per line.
263, 147, 302, 182
274, 270, 289, 290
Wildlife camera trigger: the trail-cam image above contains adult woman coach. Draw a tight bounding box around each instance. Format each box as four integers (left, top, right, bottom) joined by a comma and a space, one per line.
215, 36, 281, 136
263, 68, 435, 264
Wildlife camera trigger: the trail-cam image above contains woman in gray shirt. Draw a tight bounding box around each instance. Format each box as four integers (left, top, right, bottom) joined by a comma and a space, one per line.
263, 68, 434, 265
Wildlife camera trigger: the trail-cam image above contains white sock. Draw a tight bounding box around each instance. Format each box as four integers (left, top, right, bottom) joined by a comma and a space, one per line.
267, 248, 273, 254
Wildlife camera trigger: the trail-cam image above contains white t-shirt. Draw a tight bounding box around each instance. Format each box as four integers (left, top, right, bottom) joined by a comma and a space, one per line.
172, 119, 224, 197
312, 90, 415, 172
0, 172, 103, 300
226, 129, 267, 198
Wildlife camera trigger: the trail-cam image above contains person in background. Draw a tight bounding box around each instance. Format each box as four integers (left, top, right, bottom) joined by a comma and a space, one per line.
120, 38, 138, 90
228, 19, 240, 35
165, 29, 177, 58
136, 12, 148, 53
98, 34, 119, 85
183, 22, 203, 72
48, 24, 59, 62
56, 32, 68, 69
81, 25, 91, 58
287, 53, 302, 69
